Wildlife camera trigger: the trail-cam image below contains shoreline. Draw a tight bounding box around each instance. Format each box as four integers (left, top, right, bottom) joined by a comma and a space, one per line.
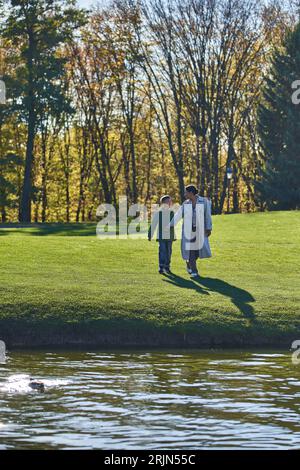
0, 320, 296, 350
1, 214, 299, 352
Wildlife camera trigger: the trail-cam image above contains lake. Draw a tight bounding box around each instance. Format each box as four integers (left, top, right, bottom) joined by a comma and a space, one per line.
0, 349, 299, 449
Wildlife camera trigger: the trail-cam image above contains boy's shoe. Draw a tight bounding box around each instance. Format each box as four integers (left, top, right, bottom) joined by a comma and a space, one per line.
164, 268, 172, 274
190, 272, 199, 278
159, 269, 164, 274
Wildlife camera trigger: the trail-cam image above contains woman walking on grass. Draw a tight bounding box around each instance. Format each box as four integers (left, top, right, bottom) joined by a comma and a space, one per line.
170, 185, 212, 278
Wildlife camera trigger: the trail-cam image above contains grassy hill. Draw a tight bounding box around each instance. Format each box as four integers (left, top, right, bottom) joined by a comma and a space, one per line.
0, 211, 299, 348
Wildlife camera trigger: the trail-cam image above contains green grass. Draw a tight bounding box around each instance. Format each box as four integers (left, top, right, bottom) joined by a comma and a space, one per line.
0, 211, 300, 344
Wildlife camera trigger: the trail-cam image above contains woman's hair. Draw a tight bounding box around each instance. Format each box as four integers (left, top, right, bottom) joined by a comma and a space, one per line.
185, 185, 198, 195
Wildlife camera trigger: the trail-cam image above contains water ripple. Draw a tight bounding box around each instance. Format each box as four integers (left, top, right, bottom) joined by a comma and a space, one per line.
0, 349, 300, 449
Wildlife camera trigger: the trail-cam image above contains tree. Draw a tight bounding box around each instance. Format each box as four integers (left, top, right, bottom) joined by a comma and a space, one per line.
257, 22, 300, 210
0, 153, 22, 222
2, 0, 86, 222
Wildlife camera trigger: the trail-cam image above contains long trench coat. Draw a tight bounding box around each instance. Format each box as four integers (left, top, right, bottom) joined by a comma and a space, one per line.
171, 196, 212, 260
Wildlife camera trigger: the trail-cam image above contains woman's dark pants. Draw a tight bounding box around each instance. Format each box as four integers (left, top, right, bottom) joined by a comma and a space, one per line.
187, 250, 199, 273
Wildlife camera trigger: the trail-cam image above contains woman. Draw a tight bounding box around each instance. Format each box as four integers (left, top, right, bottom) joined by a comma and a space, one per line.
171, 185, 212, 277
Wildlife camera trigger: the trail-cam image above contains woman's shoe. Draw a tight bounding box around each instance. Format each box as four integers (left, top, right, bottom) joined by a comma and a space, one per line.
186, 262, 192, 274
190, 272, 199, 278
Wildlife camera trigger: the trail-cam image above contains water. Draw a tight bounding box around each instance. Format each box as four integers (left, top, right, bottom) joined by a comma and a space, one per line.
0, 349, 300, 449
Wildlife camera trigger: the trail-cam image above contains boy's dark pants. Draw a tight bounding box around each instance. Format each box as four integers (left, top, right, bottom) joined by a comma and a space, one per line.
159, 241, 173, 269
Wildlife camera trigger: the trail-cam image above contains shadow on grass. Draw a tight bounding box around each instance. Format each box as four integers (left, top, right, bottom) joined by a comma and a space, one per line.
163, 274, 210, 296
0, 223, 137, 237
164, 273, 256, 320
0, 223, 97, 237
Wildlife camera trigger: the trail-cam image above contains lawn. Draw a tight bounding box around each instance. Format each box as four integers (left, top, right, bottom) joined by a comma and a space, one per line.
0, 211, 299, 347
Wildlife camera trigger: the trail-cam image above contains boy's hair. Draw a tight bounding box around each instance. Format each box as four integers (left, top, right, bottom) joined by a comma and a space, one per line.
185, 185, 198, 195
160, 195, 171, 204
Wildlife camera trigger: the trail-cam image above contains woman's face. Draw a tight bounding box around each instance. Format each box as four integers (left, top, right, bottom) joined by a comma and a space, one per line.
184, 190, 193, 200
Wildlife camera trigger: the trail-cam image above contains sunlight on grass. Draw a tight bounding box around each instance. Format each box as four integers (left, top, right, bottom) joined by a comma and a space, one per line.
0, 211, 299, 340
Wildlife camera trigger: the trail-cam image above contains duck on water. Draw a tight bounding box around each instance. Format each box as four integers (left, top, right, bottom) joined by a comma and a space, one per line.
29, 379, 45, 392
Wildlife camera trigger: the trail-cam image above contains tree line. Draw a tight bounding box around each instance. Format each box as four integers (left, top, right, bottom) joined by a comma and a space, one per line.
0, 0, 299, 223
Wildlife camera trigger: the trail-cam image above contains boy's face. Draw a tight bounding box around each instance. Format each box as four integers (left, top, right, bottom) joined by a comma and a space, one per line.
162, 197, 172, 207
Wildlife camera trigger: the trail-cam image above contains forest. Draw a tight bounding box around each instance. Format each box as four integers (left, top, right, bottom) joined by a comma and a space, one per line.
0, 0, 299, 223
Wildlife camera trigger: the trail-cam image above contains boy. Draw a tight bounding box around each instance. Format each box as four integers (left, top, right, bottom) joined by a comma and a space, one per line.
148, 195, 176, 274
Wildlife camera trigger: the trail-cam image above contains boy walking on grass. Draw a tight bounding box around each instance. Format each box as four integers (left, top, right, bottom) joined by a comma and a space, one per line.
148, 195, 176, 274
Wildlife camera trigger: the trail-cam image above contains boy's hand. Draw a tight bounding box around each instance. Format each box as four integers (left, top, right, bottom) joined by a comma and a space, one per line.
206, 230, 212, 237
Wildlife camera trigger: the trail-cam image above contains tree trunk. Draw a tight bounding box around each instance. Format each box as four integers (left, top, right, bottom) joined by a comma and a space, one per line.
129, 128, 138, 204
1, 206, 6, 223
232, 164, 239, 213
20, 29, 36, 223
41, 142, 47, 223
20, 107, 35, 222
